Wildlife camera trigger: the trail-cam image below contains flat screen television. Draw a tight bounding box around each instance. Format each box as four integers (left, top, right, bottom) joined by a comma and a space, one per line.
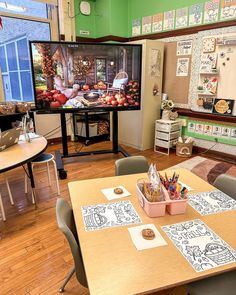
29, 41, 142, 113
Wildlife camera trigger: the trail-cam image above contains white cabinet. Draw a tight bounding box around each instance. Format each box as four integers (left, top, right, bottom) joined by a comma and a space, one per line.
154, 119, 182, 155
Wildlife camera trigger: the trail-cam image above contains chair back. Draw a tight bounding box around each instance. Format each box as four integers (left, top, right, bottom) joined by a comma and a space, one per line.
112, 71, 128, 89
213, 174, 236, 199
115, 155, 149, 176
56, 198, 88, 288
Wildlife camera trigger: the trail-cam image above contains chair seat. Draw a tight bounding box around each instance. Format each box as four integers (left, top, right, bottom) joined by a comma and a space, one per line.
32, 153, 54, 163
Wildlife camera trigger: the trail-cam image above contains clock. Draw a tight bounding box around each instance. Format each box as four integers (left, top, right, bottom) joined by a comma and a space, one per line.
80, 1, 91, 16
202, 37, 216, 53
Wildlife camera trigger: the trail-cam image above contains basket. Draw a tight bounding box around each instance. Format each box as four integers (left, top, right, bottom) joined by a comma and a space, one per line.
176, 142, 193, 157
15, 102, 32, 113
0, 103, 16, 115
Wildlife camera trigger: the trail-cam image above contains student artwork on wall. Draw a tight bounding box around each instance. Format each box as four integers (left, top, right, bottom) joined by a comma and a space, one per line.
142, 16, 152, 34
212, 125, 222, 136
132, 19, 141, 36
176, 58, 189, 76
175, 7, 188, 29
204, 124, 213, 135
176, 40, 193, 55
199, 53, 217, 73
231, 128, 236, 138
204, 0, 220, 23
195, 123, 204, 134
188, 122, 196, 132
162, 219, 236, 272
152, 13, 163, 33
163, 10, 175, 31
213, 98, 235, 115
189, 3, 203, 26
220, 0, 236, 20
221, 126, 231, 137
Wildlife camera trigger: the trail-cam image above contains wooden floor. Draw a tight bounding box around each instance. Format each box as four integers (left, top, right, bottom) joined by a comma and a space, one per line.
0, 141, 190, 295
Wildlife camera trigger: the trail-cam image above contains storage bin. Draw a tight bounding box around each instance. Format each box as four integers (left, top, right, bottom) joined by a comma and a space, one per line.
166, 197, 188, 215
156, 122, 181, 132
136, 182, 169, 217
156, 130, 180, 140
176, 142, 193, 157
155, 138, 176, 148
76, 121, 98, 137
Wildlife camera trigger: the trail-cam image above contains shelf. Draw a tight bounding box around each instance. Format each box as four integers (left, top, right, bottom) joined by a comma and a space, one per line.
197, 92, 216, 96
199, 71, 219, 75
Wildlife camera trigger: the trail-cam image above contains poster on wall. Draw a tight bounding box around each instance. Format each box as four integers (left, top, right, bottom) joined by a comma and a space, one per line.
200, 53, 217, 72
163, 10, 175, 31
189, 3, 203, 26
176, 58, 189, 76
175, 7, 188, 29
132, 19, 141, 36
176, 40, 193, 55
212, 125, 222, 136
204, 0, 220, 24
149, 49, 161, 77
221, 0, 236, 20
142, 16, 152, 34
213, 98, 235, 115
152, 13, 163, 32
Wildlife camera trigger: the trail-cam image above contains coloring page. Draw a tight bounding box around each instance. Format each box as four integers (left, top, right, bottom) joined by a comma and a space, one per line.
189, 3, 203, 26
82, 200, 142, 231
162, 219, 236, 272
188, 190, 236, 215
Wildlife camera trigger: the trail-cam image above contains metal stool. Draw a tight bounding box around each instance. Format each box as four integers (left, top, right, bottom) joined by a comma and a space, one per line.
25, 153, 60, 197
0, 177, 14, 221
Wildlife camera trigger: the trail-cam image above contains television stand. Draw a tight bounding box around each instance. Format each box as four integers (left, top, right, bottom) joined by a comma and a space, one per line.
55, 111, 129, 179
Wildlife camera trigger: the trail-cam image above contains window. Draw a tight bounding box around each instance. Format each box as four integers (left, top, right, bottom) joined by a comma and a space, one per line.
95, 58, 106, 82
0, 0, 58, 102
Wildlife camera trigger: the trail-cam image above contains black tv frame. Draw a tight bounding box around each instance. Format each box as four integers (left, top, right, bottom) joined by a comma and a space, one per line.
29, 41, 142, 179
29, 40, 142, 113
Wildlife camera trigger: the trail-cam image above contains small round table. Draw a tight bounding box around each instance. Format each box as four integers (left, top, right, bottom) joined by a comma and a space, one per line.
0, 136, 48, 206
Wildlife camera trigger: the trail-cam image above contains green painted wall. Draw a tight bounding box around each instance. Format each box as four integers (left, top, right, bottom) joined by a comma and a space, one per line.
75, 0, 96, 38
110, 0, 128, 37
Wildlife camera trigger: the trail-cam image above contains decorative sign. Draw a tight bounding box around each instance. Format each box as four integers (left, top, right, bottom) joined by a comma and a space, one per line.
213, 98, 235, 115
142, 16, 152, 34
202, 77, 218, 94
163, 10, 175, 31
149, 48, 162, 77
176, 7, 188, 29
152, 13, 163, 33
221, 0, 236, 20
132, 19, 141, 36
177, 40, 193, 55
188, 190, 236, 215
176, 58, 189, 76
81, 200, 141, 231
204, 0, 220, 23
200, 53, 217, 72
189, 3, 203, 26
162, 219, 236, 272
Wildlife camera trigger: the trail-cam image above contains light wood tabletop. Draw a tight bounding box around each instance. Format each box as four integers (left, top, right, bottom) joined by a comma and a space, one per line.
0, 136, 47, 173
68, 168, 236, 295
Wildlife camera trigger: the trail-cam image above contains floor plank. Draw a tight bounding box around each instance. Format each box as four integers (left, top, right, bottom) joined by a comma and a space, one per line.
0, 141, 191, 295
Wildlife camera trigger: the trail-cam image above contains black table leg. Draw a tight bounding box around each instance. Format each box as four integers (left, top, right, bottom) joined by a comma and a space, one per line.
27, 162, 37, 208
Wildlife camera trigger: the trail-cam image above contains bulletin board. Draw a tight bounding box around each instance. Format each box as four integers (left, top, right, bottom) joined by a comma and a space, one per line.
163, 41, 192, 105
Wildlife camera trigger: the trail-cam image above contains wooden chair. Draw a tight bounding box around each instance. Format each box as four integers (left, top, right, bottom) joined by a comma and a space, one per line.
0, 177, 14, 221
56, 198, 88, 292
106, 71, 128, 94
115, 156, 149, 176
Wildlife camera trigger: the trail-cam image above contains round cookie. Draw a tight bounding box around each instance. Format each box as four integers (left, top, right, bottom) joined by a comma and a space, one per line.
142, 228, 155, 240
114, 187, 124, 194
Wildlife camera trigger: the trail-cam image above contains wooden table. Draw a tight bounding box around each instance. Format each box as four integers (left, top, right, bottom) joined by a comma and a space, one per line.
68, 168, 236, 295
0, 136, 47, 204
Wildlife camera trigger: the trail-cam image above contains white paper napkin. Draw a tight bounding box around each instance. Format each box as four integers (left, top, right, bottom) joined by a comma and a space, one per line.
128, 224, 167, 250
178, 180, 193, 191
101, 186, 131, 200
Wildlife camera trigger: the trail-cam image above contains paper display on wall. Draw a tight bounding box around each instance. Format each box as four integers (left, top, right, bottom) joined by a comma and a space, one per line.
212, 125, 222, 136
188, 122, 196, 132
162, 219, 236, 272
200, 53, 217, 72
142, 16, 152, 34
149, 48, 161, 77
220, 0, 236, 20
204, 124, 213, 135
204, 0, 220, 24
195, 123, 204, 134
175, 7, 188, 29
189, 3, 203, 26
152, 13, 163, 32
163, 10, 175, 31
176, 58, 189, 76
177, 40, 193, 55
231, 128, 236, 138
132, 19, 141, 36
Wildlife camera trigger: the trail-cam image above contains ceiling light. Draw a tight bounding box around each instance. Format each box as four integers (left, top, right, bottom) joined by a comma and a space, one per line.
0, 2, 26, 13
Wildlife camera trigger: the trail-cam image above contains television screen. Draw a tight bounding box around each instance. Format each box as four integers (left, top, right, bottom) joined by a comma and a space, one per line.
29, 41, 142, 112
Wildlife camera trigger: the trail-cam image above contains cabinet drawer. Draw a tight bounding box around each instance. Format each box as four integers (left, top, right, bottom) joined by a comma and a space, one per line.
156, 130, 180, 140
155, 139, 176, 148
156, 123, 181, 132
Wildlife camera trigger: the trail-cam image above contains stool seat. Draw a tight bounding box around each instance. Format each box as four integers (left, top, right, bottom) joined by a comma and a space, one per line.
32, 153, 54, 163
